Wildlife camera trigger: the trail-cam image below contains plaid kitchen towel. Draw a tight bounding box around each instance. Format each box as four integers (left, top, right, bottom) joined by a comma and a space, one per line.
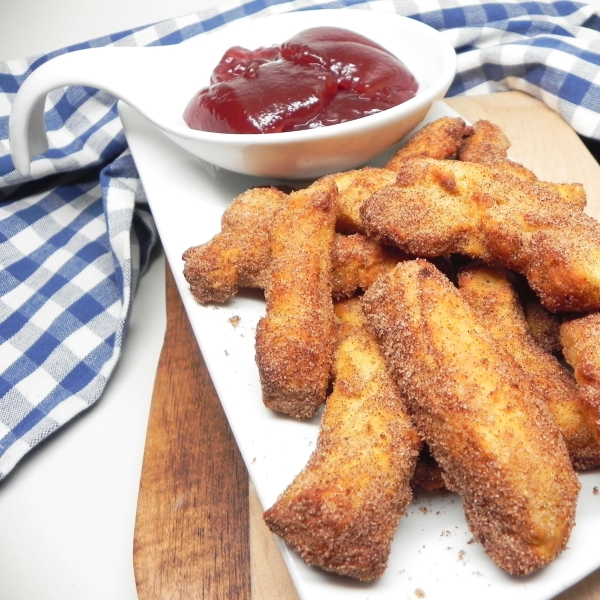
2, 0, 600, 481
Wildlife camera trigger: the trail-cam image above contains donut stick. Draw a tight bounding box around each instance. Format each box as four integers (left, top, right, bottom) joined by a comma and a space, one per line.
183, 190, 402, 304
264, 298, 420, 580
361, 158, 600, 311
458, 264, 600, 470
182, 186, 286, 303
255, 178, 337, 418
330, 234, 406, 299
385, 116, 472, 171
362, 259, 580, 575
458, 119, 586, 209
327, 167, 397, 234
560, 312, 600, 446
331, 117, 473, 233
516, 280, 562, 354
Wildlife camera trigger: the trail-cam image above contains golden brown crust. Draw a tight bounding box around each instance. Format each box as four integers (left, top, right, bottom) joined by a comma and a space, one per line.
264, 298, 421, 580
327, 167, 397, 234
362, 260, 580, 576
385, 116, 473, 171
459, 119, 513, 163
560, 313, 600, 446
539, 182, 587, 210
516, 281, 562, 354
361, 158, 600, 312
459, 120, 587, 209
458, 119, 537, 180
183, 176, 402, 304
458, 264, 600, 470
331, 234, 407, 299
484, 194, 600, 312
181, 116, 596, 581
186, 228, 403, 304
255, 179, 337, 418
361, 158, 493, 259
182, 187, 286, 303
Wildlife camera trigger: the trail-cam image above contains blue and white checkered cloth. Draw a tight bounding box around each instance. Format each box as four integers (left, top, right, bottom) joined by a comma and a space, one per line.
1, 0, 600, 481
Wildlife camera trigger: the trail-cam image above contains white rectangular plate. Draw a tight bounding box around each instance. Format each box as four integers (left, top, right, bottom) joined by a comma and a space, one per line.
120, 100, 600, 600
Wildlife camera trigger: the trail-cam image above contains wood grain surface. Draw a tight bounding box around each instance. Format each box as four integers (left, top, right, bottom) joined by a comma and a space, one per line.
133, 264, 254, 600
133, 92, 600, 600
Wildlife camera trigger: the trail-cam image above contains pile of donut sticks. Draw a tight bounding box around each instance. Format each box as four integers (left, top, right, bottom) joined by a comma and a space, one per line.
183, 116, 600, 582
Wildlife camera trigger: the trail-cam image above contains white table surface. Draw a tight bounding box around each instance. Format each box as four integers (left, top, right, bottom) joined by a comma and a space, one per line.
0, 2, 219, 600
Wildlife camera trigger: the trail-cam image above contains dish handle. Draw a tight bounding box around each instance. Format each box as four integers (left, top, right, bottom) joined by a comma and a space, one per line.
9, 47, 154, 176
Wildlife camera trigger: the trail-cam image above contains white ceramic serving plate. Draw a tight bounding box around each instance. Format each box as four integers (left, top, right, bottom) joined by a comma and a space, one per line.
120, 98, 600, 600
10, 10, 455, 179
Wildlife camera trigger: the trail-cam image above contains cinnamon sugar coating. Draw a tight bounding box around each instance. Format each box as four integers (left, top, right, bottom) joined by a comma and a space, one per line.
264, 298, 420, 580
182, 186, 285, 303
185, 228, 402, 305
180, 116, 599, 581
459, 119, 586, 209
385, 116, 473, 171
362, 260, 580, 576
361, 158, 600, 311
327, 167, 397, 234
458, 119, 513, 164
458, 264, 600, 470
516, 280, 562, 354
255, 179, 337, 418
561, 312, 600, 446
183, 183, 403, 304
331, 234, 406, 299
458, 118, 537, 181
330, 117, 475, 234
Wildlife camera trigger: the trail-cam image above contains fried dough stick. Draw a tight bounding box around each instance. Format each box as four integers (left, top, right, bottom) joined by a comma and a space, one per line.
560, 313, 600, 445
183, 184, 403, 304
517, 280, 562, 354
331, 234, 407, 299
181, 118, 514, 304
264, 298, 421, 580
361, 158, 600, 312
458, 120, 586, 209
182, 186, 285, 303
458, 264, 600, 470
255, 179, 337, 418
330, 118, 474, 233
459, 119, 537, 181
185, 228, 402, 304
328, 167, 397, 234
362, 260, 579, 576
385, 116, 473, 171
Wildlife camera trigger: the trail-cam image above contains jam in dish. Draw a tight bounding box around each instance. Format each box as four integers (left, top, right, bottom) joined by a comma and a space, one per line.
183, 26, 418, 134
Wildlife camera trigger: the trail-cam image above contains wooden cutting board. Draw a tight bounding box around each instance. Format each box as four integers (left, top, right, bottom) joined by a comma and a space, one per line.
133, 92, 600, 600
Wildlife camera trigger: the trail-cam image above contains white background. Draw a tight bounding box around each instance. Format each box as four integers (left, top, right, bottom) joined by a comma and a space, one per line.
0, 1, 220, 599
